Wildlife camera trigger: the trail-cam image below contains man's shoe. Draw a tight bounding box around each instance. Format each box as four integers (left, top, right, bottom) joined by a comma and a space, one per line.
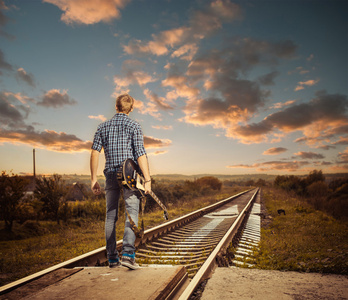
121, 255, 139, 270
109, 259, 121, 268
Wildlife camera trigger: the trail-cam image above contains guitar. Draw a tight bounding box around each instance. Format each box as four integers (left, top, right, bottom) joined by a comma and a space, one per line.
122, 158, 169, 220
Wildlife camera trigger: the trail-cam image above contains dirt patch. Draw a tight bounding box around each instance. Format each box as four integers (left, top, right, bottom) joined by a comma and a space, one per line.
201, 267, 348, 300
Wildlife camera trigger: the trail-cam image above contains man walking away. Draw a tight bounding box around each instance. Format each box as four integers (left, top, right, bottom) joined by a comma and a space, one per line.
90, 94, 151, 269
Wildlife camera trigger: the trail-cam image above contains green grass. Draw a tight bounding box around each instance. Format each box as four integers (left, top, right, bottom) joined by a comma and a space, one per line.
254, 187, 348, 274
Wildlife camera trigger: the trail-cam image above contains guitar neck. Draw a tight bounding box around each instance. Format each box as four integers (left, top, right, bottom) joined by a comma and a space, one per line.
137, 172, 167, 212
149, 190, 167, 211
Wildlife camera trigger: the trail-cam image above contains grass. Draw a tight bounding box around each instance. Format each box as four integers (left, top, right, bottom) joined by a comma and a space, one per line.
254, 187, 348, 274
0, 186, 244, 287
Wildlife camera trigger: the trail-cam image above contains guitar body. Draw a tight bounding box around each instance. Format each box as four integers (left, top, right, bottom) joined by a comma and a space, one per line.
122, 158, 144, 190
122, 159, 169, 220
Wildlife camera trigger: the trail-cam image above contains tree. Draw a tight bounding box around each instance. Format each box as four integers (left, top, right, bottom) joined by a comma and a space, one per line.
35, 174, 67, 224
0, 171, 29, 232
306, 170, 325, 186
196, 176, 222, 191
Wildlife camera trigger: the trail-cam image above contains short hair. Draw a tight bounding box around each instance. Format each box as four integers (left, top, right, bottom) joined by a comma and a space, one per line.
116, 94, 134, 114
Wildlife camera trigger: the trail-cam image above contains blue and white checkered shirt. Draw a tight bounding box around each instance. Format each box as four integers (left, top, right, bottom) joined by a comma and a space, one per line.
91, 113, 147, 174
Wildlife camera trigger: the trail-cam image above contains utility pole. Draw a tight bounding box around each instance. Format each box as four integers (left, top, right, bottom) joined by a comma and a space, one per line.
33, 148, 36, 178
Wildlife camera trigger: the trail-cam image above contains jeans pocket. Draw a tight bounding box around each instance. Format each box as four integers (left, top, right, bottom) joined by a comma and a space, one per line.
105, 172, 117, 191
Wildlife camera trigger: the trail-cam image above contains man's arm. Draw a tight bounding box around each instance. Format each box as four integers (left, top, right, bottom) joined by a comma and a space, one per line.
90, 149, 101, 195
137, 154, 151, 194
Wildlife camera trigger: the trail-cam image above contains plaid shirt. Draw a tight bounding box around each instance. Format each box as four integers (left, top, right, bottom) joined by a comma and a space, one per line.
91, 113, 147, 174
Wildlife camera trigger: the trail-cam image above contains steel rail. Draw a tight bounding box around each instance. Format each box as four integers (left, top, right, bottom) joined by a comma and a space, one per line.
178, 188, 259, 300
0, 189, 252, 295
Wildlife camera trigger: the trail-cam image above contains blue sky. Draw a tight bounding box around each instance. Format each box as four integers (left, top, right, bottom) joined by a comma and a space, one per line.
0, 0, 347, 176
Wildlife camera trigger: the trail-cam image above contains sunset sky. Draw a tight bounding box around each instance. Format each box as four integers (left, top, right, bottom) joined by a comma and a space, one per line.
0, 0, 347, 176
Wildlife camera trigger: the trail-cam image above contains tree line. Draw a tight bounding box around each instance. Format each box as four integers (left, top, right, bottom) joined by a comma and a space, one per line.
0, 172, 223, 233
274, 170, 348, 220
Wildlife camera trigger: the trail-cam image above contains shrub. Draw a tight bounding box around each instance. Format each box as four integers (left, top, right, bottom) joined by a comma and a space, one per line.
0, 171, 29, 232
196, 176, 222, 191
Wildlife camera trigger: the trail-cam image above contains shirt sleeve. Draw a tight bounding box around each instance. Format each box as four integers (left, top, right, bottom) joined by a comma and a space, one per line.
91, 125, 103, 152
133, 124, 147, 160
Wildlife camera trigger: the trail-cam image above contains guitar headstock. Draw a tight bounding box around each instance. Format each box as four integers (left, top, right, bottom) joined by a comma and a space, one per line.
163, 210, 169, 220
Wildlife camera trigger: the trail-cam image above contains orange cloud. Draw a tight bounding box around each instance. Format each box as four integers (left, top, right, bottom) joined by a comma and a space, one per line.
148, 150, 168, 156
0, 128, 92, 152
122, 0, 242, 57
134, 90, 174, 121
38, 89, 77, 108
144, 136, 172, 149
89, 115, 107, 122
227, 160, 311, 172
113, 60, 156, 94
43, 0, 130, 25
152, 125, 173, 130
16, 68, 35, 87
162, 75, 200, 100
295, 79, 320, 91
269, 100, 296, 109
293, 151, 325, 159
263, 147, 288, 155
231, 91, 348, 145
171, 44, 199, 61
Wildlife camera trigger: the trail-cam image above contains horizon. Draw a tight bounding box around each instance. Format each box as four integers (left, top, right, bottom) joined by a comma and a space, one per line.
0, 1, 347, 176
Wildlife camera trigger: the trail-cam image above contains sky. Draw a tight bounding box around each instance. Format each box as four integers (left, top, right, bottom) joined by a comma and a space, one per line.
0, 0, 347, 176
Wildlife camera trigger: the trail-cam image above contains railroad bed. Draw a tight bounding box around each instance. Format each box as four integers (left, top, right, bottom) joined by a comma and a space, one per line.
0, 188, 260, 300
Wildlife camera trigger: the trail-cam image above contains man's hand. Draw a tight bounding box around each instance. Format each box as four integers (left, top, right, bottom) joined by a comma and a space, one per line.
144, 181, 151, 194
91, 180, 101, 195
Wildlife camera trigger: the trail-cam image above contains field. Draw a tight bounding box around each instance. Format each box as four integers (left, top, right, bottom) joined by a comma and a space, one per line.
0, 186, 243, 286
1, 177, 348, 287
255, 187, 348, 274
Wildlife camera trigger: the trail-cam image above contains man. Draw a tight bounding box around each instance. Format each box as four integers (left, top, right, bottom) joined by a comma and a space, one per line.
90, 93, 151, 270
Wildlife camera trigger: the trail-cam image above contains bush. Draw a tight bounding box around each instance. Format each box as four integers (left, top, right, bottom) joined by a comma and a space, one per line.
274, 170, 348, 221
196, 176, 222, 191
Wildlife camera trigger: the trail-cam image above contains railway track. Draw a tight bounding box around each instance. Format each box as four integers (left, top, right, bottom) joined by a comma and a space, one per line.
1, 188, 260, 300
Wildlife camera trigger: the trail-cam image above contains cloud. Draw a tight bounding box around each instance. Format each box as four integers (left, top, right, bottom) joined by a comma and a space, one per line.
134, 90, 174, 120
0, 49, 12, 74
16, 68, 36, 87
122, 0, 243, 57
293, 151, 325, 159
148, 150, 168, 156
113, 59, 156, 94
0, 128, 92, 152
179, 37, 297, 134
332, 136, 348, 146
257, 71, 279, 86
37, 89, 77, 108
227, 160, 310, 172
0, 91, 32, 128
0, 1, 15, 40
232, 90, 348, 144
162, 74, 200, 100
171, 44, 199, 61
337, 148, 348, 164
43, 0, 130, 25
263, 147, 288, 155
152, 125, 173, 130
288, 66, 310, 75
144, 89, 174, 111
144, 136, 172, 149
89, 115, 107, 122
269, 100, 296, 109
295, 79, 320, 91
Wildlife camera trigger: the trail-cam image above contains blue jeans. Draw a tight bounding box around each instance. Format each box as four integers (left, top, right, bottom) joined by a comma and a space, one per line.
104, 172, 140, 261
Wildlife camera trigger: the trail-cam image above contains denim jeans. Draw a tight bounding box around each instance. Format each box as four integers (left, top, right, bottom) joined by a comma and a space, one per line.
104, 172, 140, 261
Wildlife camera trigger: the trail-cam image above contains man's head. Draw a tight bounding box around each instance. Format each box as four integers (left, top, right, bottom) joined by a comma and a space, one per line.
116, 94, 134, 114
